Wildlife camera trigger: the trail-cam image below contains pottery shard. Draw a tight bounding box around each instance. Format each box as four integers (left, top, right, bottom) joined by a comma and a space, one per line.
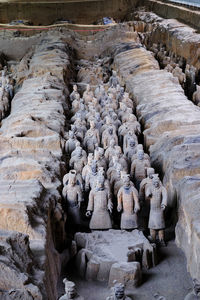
108, 262, 142, 287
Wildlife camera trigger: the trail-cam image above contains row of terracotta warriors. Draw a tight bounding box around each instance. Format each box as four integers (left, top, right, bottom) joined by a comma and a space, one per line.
62, 70, 167, 245
0, 66, 14, 121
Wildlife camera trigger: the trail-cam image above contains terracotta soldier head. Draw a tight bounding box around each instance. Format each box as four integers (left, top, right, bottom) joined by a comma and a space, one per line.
152, 174, 160, 188
147, 168, 155, 179
88, 153, 94, 165
68, 170, 76, 186
90, 120, 96, 129
96, 175, 105, 191
129, 114, 137, 122
129, 139, 136, 148
86, 84, 90, 92
91, 160, 97, 175
113, 282, 125, 299
63, 279, 77, 299
123, 174, 131, 188
137, 150, 144, 161
110, 139, 116, 147
73, 85, 77, 92
193, 279, 200, 296
69, 130, 75, 139
76, 146, 82, 158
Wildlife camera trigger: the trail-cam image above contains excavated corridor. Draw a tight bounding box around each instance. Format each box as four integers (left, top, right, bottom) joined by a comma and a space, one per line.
57, 29, 193, 299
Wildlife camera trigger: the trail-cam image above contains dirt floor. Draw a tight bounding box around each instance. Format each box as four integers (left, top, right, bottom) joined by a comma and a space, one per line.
59, 240, 193, 300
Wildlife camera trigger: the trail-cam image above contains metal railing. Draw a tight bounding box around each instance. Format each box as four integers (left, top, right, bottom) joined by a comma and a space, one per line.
168, 0, 200, 8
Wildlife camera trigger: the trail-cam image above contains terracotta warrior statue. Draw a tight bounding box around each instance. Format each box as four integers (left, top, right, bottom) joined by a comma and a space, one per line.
59, 279, 84, 300
101, 116, 116, 136
85, 160, 98, 192
113, 170, 128, 197
65, 131, 77, 155
110, 146, 128, 173
83, 84, 94, 105
71, 141, 87, 159
139, 167, 155, 202
63, 170, 83, 191
72, 93, 81, 114
94, 147, 107, 171
131, 144, 150, 163
62, 171, 83, 225
184, 279, 200, 300
116, 86, 124, 102
82, 153, 94, 182
146, 174, 167, 246
123, 130, 138, 155
106, 282, 131, 300
139, 167, 155, 230
109, 70, 120, 87
117, 174, 140, 230
86, 175, 113, 230
192, 85, 200, 106
105, 139, 117, 163
122, 92, 134, 109
70, 84, 80, 102
69, 146, 87, 174
102, 126, 118, 150
84, 120, 100, 153
97, 167, 112, 202
124, 138, 138, 163
131, 150, 150, 189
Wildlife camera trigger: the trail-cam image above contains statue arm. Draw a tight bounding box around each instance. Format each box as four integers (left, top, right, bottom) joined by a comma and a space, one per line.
146, 185, 152, 198
115, 135, 118, 145
96, 131, 100, 145
83, 157, 87, 166
85, 174, 90, 191
133, 189, 140, 213
87, 190, 94, 211
136, 122, 141, 135
117, 189, 123, 212
104, 148, 109, 160
62, 186, 67, 199
107, 194, 113, 213
130, 161, 135, 178
83, 136, 88, 148
65, 141, 69, 153
139, 180, 145, 200
161, 186, 167, 209
69, 157, 74, 168
77, 187, 83, 204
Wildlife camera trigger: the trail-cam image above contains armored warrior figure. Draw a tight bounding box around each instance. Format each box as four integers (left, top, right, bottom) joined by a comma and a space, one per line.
82, 153, 94, 182
84, 120, 100, 153
83, 84, 94, 105
59, 279, 84, 300
69, 146, 87, 174
109, 70, 120, 87
131, 150, 150, 189
146, 174, 167, 246
85, 160, 98, 192
70, 84, 80, 102
62, 171, 83, 225
86, 176, 113, 230
184, 279, 200, 300
117, 175, 140, 230
65, 131, 77, 155
106, 282, 131, 300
